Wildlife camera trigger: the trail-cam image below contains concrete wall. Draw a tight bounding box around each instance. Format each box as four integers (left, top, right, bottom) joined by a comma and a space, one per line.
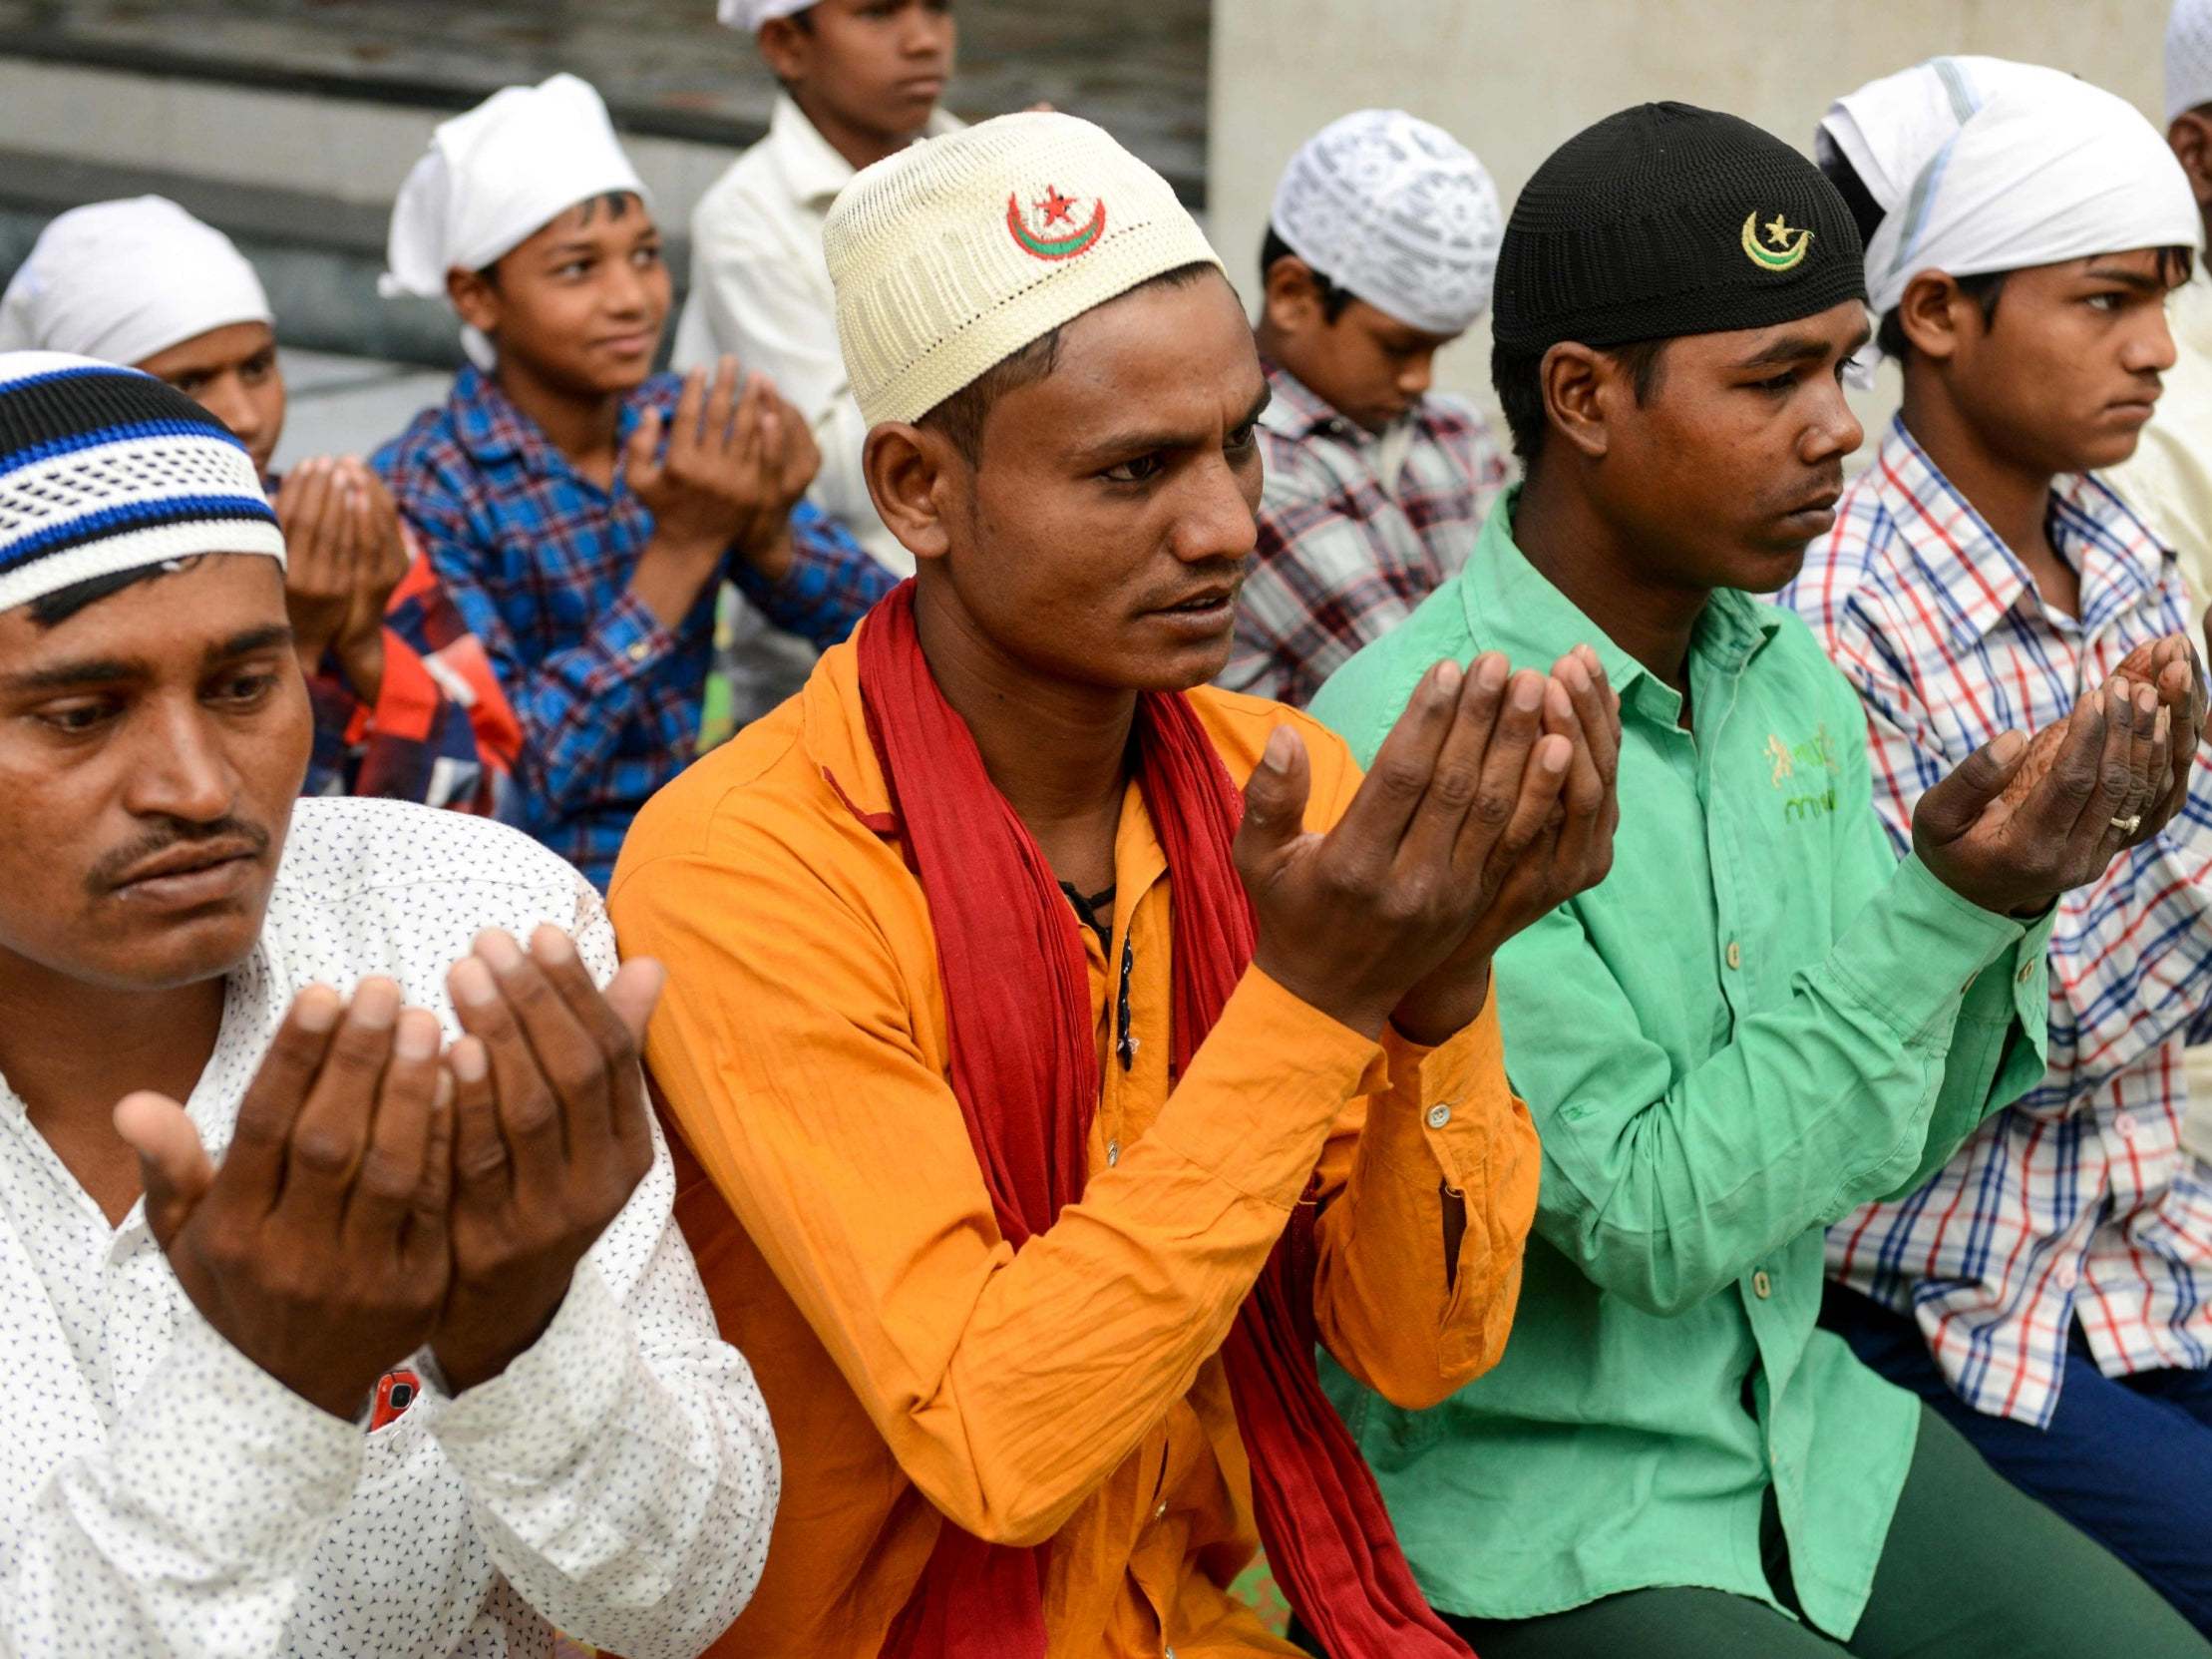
1208, 0, 2170, 428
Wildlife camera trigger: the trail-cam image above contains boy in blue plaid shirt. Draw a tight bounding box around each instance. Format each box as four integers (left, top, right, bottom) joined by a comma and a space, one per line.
376, 75, 892, 888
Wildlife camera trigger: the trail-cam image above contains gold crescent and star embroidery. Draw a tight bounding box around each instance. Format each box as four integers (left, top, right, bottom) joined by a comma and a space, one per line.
1740, 210, 1814, 272
1006, 184, 1109, 260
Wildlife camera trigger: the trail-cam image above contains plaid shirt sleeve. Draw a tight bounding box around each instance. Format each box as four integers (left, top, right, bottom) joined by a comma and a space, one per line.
1794, 561, 2212, 1110
299, 531, 520, 814
726, 501, 895, 649
398, 464, 684, 827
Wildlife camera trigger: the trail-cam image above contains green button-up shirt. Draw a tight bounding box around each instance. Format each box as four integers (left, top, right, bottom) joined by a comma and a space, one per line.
1305, 492, 2054, 1640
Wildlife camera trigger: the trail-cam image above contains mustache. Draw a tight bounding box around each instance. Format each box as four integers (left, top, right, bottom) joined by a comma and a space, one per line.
88, 817, 271, 895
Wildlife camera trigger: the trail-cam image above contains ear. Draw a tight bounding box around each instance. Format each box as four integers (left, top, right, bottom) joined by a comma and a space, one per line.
1261, 255, 1327, 336
2171, 113, 2212, 213
1540, 342, 1614, 462
446, 265, 502, 339
864, 422, 957, 567
1894, 269, 1971, 365
757, 17, 811, 82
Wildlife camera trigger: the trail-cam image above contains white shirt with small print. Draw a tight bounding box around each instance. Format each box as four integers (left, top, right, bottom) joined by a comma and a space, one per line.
0, 796, 778, 1659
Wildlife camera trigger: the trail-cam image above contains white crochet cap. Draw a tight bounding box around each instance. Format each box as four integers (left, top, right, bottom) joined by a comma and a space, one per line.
2171, 0, 2212, 123
0, 198, 272, 368
825, 111, 1223, 428
0, 352, 283, 617
716, 0, 814, 30
1270, 110, 1504, 336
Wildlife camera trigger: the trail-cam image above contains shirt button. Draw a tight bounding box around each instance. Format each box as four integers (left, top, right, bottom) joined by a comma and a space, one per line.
625, 639, 651, 663
1751, 1270, 1773, 1300
2018, 962, 2034, 985
2057, 1263, 2080, 1291
1426, 1103, 1453, 1129
1106, 1139, 1121, 1167
1154, 1501, 1169, 1520
2116, 1111, 2139, 1142
1725, 942, 1742, 971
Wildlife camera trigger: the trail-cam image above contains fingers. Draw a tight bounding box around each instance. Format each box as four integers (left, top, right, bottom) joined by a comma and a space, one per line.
702, 357, 742, 453
1332, 659, 1473, 860
1441, 666, 1546, 884
1542, 664, 1611, 878
283, 460, 339, 573
403, 1069, 456, 1278
524, 924, 649, 1144
1394, 658, 1506, 872
279, 979, 402, 1211
1234, 724, 1315, 887
113, 1091, 214, 1251
620, 406, 665, 495
601, 956, 667, 1047
670, 365, 709, 459
449, 933, 590, 1185
222, 987, 342, 1205
342, 1006, 444, 1247
446, 1035, 508, 1197
1916, 729, 2029, 847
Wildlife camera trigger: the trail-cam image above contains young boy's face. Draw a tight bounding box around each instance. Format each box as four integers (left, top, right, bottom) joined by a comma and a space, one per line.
460, 193, 670, 398
1932, 248, 2183, 477
137, 322, 287, 479
767, 0, 954, 148
1265, 272, 1457, 435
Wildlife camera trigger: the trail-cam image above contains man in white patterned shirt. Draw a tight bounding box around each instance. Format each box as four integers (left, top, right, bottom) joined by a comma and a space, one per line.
0, 351, 778, 1656
1221, 109, 1512, 708
1786, 59, 2212, 1635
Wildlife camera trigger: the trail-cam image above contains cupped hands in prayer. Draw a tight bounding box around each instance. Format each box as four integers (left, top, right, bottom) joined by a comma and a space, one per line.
110, 928, 664, 1420
1236, 647, 1622, 1048
1915, 634, 2208, 919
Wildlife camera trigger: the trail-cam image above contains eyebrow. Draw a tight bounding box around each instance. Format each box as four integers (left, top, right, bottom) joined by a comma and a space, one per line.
1068, 384, 1274, 469
2081, 265, 2169, 293
0, 623, 294, 695
1731, 325, 1873, 371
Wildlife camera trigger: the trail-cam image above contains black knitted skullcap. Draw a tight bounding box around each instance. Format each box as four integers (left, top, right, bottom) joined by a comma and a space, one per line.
1491, 102, 1866, 353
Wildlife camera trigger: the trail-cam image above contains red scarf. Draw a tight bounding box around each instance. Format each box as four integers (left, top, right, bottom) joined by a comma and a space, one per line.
858, 583, 1471, 1659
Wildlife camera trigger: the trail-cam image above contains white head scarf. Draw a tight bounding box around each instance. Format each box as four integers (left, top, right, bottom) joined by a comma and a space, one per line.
0, 197, 272, 367
2170, 0, 2212, 123
1818, 55, 2202, 322
715, 0, 814, 30
381, 74, 650, 367
1268, 109, 1503, 338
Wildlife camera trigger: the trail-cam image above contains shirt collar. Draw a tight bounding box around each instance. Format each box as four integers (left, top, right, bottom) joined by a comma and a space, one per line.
770, 93, 964, 210
1863, 414, 2173, 652
447, 363, 654, 485
1259, 358, 1445, 450
801, 628, 898, 829
1460, 486, 1782, 728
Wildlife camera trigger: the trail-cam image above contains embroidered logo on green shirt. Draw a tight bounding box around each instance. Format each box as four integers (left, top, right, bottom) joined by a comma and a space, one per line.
1767, 723, 1841, 821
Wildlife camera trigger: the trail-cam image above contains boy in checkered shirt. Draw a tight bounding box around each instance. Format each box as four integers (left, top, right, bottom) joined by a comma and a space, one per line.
1785, 56, 2212, 1634
1219, 110, 1512, 709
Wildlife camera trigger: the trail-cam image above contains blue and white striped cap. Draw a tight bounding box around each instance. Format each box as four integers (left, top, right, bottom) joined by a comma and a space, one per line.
0, 351, 282, 617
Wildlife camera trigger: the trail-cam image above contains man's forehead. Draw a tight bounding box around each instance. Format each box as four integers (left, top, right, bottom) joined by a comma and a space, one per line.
527, 193, 656, 248
0, 555, 287, 664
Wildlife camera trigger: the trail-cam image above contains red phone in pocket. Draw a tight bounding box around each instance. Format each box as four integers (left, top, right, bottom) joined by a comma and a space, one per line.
370, 1368, 421, 1432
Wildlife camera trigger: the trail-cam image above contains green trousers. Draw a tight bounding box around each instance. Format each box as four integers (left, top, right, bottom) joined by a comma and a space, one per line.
1430, 1406, 2210, 1658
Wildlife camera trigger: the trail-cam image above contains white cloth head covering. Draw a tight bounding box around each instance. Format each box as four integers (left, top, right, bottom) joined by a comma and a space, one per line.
1818, 55, 2202, 321
825, 111, 1223, 428
0, 352, 283, 616
2169, 0, 2212, 122
1268, 109, 1503, 336
0, 198, 272, 367
381, 74, 649, 367
716, 0, 814, 30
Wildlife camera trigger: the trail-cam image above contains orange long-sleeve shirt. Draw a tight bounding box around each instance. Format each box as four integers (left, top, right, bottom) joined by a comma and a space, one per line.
606, 637, 1540, 1658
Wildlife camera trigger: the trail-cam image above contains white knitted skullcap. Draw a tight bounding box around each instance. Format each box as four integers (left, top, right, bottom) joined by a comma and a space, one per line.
0, 353, 283, 617
716, 0, 813, 29
2170, 0, 2212, 122
825, 111, 1223, 428
1270, 110, 1503, 337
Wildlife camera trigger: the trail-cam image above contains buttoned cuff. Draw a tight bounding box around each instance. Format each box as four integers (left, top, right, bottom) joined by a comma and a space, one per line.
589, 591, 679, 685
426, 1262, 629, 1483
112, 1306, 363, 1568
1368, 980, 1510, 1194
1144, 967, 1381, 1209
1825, 852, 2026, 1041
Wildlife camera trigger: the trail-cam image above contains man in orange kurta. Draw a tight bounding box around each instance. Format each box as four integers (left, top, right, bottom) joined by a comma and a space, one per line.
609, 111, 1618, 1658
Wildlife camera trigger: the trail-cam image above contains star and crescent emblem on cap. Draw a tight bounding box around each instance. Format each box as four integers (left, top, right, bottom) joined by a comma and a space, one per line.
1740, 210, 1814, 272
1006, 185, 1108, 261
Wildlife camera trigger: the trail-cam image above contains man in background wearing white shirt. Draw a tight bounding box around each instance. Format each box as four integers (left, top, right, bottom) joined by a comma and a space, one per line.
0, 351, 778, 1657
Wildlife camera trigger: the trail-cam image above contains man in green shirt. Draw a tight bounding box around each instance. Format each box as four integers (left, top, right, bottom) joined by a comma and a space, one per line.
1307, 103, 2210, 1659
